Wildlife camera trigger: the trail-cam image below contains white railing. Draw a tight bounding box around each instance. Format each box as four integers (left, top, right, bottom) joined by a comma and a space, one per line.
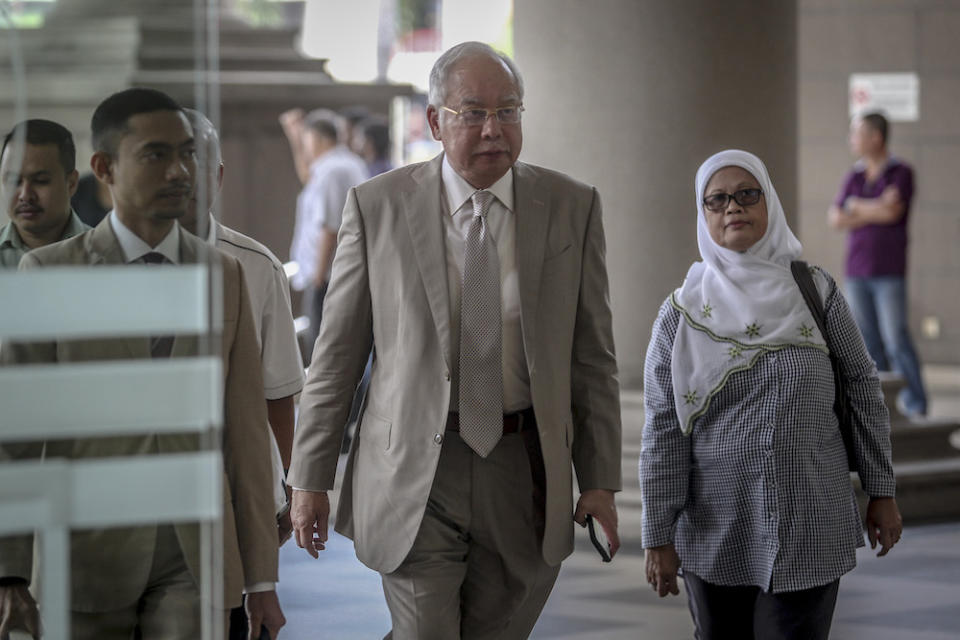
0, 267, 223, 640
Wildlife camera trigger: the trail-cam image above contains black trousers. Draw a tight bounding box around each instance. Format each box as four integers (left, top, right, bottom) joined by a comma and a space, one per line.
684, 571, 840, 640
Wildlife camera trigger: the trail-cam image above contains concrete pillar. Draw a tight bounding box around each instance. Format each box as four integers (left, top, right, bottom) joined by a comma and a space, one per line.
514, 0, 797, 387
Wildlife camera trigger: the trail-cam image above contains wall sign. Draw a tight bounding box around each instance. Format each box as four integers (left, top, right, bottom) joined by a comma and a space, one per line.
849, 73, 920, 122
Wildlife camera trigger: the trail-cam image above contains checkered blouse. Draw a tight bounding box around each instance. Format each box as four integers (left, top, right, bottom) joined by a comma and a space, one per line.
640, 268, 896, 593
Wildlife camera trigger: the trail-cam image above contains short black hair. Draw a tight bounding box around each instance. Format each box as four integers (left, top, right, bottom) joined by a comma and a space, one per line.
340, 105, 370, 126
1, 119, 76, 174
91, 87, 184, 155
861, 111, 889, 145
360, 116, 390, 160
303, 109, 339, 144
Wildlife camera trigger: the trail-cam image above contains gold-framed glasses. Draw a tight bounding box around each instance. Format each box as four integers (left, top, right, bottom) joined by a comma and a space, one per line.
440, 104, 524, 127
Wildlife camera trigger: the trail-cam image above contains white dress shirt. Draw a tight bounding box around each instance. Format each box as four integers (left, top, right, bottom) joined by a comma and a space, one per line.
441, 155, 531, 413
289, 146, 368, 291
109, 211, 180, 264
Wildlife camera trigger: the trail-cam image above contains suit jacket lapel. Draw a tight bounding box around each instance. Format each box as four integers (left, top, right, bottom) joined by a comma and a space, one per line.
404, 156, 453, 371
86, 217, 126, 266
513, 162, 547, 372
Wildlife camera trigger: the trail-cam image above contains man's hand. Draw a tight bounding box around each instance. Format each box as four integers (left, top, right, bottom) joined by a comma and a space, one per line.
0, 581, 40, 639
291, 489, 330, 558
645, 543, 681, 597
573, 489, 620, 559
879, 184, 901, 207
278, 108, 305, 137
245, 590, 285, 640
828, 205, 849, 230
866, 496, 903, 557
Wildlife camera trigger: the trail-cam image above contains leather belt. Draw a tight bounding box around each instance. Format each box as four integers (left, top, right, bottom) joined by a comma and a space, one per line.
446, 407, 536, 435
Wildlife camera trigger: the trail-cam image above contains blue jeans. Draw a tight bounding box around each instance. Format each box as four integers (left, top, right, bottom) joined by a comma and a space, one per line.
846, 276, 927, 415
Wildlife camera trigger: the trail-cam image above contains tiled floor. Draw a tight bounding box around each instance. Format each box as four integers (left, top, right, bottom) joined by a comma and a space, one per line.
276, 367, 960, 639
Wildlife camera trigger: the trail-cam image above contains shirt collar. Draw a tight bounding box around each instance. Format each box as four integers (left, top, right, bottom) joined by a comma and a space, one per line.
441, 154, 514, 217
108, 210, 180, 264
0, 209, 88, 251
204, 213, 218, 246
63, 210, 90, 237
0, 220, 25, 250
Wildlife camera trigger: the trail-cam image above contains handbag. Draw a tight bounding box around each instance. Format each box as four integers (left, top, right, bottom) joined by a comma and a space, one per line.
790, 261, 859, 473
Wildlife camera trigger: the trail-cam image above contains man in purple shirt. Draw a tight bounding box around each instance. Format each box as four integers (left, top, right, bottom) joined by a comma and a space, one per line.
829, 111, 927, 417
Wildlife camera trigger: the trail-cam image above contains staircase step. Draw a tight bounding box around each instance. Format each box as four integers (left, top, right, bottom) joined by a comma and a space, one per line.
891, 420, 960, 462
854, 457, 960, 523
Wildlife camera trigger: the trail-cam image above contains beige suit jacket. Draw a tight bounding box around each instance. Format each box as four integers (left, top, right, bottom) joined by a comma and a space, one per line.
0, 220, 278, 611
288, 155, 622, 573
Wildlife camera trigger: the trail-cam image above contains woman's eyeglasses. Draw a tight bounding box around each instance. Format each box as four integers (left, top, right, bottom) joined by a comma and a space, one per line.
703, 188, 763, 212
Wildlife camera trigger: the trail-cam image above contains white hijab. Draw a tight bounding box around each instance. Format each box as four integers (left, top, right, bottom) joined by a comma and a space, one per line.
670, 149, 827, 435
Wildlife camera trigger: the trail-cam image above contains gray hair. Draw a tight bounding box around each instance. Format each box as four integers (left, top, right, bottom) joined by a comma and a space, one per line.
428, 41, 524, 107
182, 108, 222, 167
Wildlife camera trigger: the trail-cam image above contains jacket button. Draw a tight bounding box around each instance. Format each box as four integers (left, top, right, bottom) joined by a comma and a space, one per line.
434, 433, 444, 445
445, 371, 450, 381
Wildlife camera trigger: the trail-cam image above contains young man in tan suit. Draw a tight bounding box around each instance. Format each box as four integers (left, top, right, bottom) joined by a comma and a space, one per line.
0, 88, 284, 640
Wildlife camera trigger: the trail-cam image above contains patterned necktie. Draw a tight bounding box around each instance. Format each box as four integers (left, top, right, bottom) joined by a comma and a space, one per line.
142, 252, 174, 358
458, 190, 503, 458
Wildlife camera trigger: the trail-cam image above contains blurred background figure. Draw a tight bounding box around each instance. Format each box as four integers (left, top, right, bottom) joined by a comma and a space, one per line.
828, 112, 928, 419
356, 114, 393, 177
340, 105, 371, 157
281, 107, 368, 358
70, 171, 112, 228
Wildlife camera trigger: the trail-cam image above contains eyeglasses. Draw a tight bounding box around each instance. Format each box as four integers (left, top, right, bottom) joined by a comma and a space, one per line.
440, 104, 524, 127
702, 188, 763, 212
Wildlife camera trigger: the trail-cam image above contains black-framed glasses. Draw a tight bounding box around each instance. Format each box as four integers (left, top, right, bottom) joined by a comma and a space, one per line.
440, 104, 524, 127
702, 188, 763, 212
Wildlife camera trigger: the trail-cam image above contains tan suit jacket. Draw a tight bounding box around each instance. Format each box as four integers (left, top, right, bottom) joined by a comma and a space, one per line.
289, 155, 622, 573
0, 220, 278, 611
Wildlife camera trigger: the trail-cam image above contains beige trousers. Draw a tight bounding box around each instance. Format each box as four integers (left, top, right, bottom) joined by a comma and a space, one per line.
381, 428, 561, 640
70, 526, 206, 640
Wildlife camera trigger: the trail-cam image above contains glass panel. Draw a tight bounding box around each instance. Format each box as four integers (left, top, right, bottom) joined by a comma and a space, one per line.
0, 2, 225, 638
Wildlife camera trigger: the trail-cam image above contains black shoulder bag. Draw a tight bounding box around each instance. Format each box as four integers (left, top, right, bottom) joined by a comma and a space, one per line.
790, 260, 859, 473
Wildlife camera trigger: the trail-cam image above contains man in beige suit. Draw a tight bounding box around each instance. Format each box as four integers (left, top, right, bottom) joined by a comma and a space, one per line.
289, 42, 622, 638
0, 89, 284, 639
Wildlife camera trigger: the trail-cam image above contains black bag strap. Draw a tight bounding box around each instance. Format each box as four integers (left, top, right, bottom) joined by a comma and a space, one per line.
791, 261, 827, 337
790, 261, 858, 472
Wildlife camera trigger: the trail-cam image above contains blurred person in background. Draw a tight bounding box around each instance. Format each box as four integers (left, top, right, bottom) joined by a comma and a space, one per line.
356, 115, 393, 177
71, 171, 113, 227
828, 111, 927, 419
280, 107, 368, 356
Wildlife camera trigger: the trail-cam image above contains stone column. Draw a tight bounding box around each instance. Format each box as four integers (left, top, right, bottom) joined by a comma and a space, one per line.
514, 0, 797, 387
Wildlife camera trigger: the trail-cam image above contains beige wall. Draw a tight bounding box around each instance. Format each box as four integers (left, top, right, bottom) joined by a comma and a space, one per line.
514, 0, 797, 387
798, 0, 960, 364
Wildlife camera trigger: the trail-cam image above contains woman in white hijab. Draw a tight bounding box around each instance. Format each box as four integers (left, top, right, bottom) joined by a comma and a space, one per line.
639, 150, 902, 639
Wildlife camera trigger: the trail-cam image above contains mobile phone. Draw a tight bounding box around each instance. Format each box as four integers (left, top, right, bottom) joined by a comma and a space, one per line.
276, 500, 291, 523
586, 514, 612, 563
